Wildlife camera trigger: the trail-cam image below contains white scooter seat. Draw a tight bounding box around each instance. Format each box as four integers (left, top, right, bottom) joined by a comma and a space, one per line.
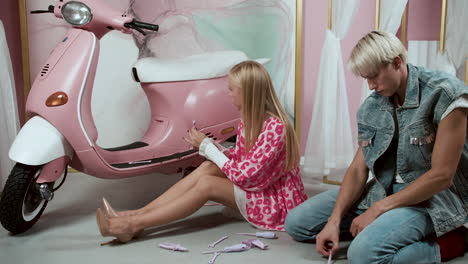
133, 50, 249, 83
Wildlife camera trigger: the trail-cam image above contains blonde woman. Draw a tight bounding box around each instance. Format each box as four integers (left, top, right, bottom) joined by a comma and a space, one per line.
96, 61, 307, 242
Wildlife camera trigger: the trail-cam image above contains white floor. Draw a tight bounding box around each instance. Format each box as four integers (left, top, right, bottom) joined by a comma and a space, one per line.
0, 172, 466, 264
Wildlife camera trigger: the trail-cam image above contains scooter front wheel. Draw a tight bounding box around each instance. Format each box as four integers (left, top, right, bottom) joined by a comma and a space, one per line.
0, 163, 48, 234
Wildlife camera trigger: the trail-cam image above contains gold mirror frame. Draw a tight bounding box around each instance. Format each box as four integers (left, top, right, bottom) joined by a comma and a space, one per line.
19, 0, 31, 121
439, 0, 447, 52
466, 61, 468, 86
295, 0, 303, 141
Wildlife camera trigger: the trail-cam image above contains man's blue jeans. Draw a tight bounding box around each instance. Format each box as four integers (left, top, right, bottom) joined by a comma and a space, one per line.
285, 186, 441, 263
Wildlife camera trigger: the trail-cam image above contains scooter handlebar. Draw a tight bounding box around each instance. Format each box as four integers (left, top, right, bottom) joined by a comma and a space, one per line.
124, 20, 159, 36
30, 5, 55, 14
133, 21, 159, 31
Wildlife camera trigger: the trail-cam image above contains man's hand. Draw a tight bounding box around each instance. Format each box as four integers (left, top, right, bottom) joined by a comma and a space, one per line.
350, 203, 383, 237
316, 221, 340, 257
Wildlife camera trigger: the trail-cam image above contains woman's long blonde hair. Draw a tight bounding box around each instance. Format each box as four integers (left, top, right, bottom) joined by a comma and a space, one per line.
228, 61, 300, 170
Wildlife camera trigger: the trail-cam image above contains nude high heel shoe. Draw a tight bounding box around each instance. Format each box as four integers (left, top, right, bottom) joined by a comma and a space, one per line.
100, 197, 144, 239
96, 208, 133, 243
102, 197, 118, 217
96, 208, 110, 237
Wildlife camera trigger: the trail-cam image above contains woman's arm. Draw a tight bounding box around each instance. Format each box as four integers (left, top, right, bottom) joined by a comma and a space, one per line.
199, 138, 230, 167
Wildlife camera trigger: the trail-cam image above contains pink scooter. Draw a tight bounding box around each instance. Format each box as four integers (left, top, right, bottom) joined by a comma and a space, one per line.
0, 0, 265, 234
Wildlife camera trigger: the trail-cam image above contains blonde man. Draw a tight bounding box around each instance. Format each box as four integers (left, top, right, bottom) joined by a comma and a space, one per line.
286, 31, 468, 263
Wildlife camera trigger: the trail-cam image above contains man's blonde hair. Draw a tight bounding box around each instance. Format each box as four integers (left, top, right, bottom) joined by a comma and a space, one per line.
348, 30, 407, 77
229, 61, 300, 171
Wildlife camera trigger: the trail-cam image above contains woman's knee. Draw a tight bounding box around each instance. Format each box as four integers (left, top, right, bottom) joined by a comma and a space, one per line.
196, 161, 215, 172
197, 161, 223, 175
194, 175, 219, 197
187, 161, 217, 180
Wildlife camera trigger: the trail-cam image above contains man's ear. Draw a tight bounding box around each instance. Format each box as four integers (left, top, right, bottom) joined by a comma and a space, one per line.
393, 56, 402, 70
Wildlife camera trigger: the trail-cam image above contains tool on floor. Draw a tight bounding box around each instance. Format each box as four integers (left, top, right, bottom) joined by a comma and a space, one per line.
208, 252, 221, 264
242, 239, 269, 250
237, 231, 277, 239
208, 235, 229, 248
202, 243, 250, 254
158, 242, 189, 252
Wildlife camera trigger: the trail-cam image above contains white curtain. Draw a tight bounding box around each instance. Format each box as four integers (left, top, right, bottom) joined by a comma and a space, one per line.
360, 0, 408, 102
407, 1, 467, 80
0, 20, 20, 190
445, 0, 468, 81
302, 0, 359, 182
407, 41, 455, 75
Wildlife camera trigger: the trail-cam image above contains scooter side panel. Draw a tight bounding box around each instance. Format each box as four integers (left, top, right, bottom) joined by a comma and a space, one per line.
70, 148, 203, 178
198, 119, 240, 143
26, 29, 100, 153
92, 76, 239, 172
140, 77, 239, 140
183, 77, 239, 129
105, 77, 239, 164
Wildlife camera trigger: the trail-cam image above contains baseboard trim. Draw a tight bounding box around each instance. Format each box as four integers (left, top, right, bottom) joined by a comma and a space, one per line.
322, 175, 342, 185
67, 167, 78, 173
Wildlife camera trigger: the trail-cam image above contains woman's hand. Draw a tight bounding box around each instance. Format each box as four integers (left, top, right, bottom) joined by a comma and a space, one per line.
183, 127, 207, 148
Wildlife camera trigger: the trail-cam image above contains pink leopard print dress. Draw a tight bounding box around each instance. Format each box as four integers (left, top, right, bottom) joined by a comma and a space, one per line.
222, 116, 308, 231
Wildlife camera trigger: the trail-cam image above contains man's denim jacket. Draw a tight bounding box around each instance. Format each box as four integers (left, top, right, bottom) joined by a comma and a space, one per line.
356, 63, 468, 236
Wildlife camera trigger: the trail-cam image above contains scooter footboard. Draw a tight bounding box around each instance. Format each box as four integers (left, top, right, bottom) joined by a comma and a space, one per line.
9, 116, 74, 166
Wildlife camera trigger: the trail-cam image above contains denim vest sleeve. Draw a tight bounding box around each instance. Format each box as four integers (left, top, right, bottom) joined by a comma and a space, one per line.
417, 67, 468, 124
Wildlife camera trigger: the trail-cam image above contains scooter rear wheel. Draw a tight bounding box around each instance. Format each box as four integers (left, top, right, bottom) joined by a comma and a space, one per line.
0, 163, 48, 234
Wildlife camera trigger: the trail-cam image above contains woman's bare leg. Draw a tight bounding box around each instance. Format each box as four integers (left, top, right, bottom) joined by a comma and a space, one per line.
104, 175, 236, 235
116, 161, 225, 216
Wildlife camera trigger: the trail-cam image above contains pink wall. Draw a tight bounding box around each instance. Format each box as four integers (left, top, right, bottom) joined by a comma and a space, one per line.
299, 0, 376, 153
407, 0, 441, 41
0, 1, 25, 125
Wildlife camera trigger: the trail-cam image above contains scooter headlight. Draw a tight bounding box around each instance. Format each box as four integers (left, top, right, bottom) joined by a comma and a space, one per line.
61, 1, 92, 26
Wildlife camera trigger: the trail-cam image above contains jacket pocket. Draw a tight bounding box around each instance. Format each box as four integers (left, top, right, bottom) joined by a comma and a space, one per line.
357, 124, 377, 165
407, 120, 436, 163
358, 124, 376, 148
